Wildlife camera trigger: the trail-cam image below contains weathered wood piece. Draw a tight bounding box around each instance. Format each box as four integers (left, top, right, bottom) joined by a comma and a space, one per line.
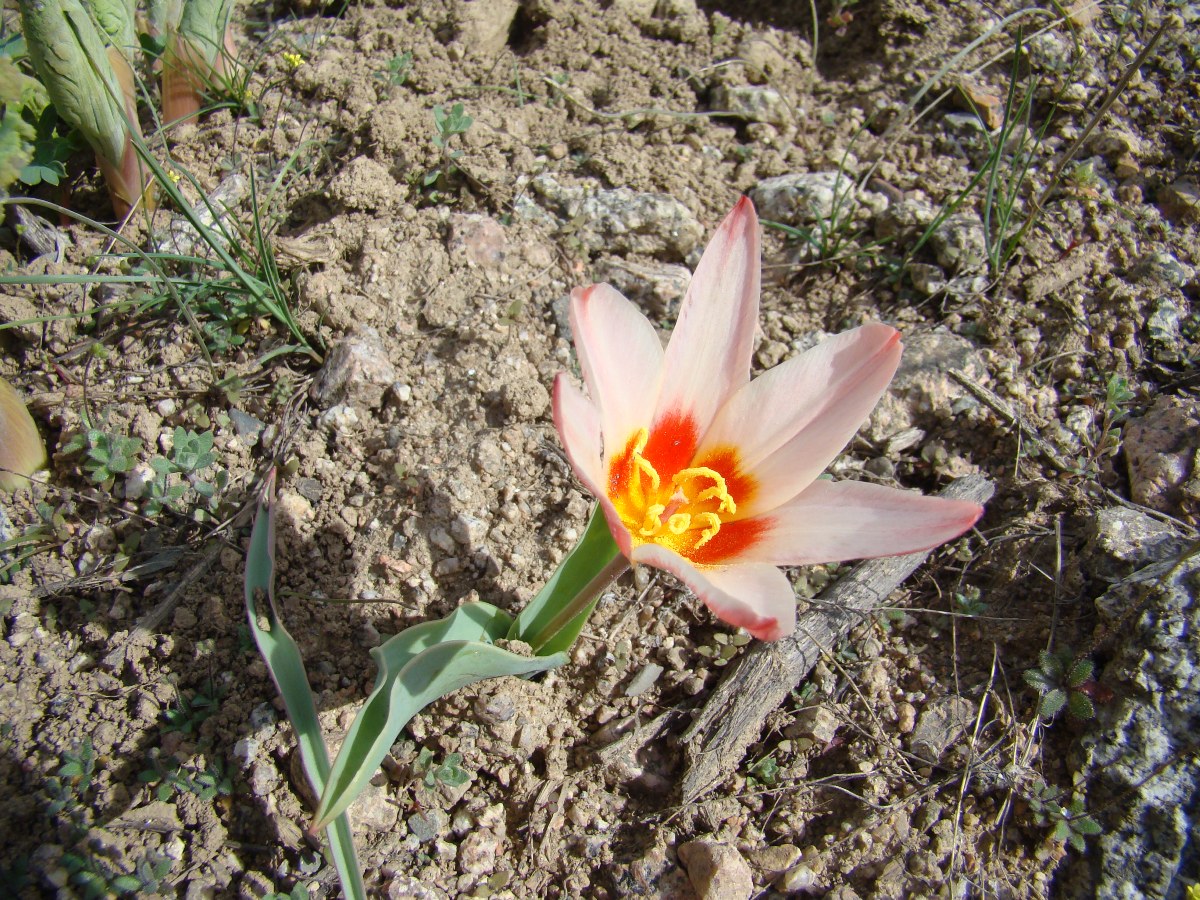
680, 473, 995, 803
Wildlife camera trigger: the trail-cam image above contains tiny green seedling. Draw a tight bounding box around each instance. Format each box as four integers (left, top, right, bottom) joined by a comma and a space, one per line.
1087, 374, 1135, 470
263, 885, 312, 900
954, 585, 988, 617
1023, 649, 1096, 719
423, 102, 473, 188
62, 429, 143, 489
697, 630, 751, 667
1027, 782, 1102, 851
414, 747, 469, 790
161, 679, 225, 735
20, 106, 80, 188
745, 753, 781, 789
139, 752, 232, 802
44, 739, 97, 819
378, 51, 413, 86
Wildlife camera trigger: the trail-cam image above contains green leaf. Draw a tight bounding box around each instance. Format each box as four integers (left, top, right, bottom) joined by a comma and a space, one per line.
1022, 667, 1053, 692
1037, 649, 1063, 679
312, 600, 566, 829
1067, 658, 1094, 687
19, 0, 132, 168
110, 875, 142, 893
508, 505, 621, 655
1074, 815, 1102, 836
245, 471, 366, 900
1039, 688, 1067, 718
1067, 691, 1095, 720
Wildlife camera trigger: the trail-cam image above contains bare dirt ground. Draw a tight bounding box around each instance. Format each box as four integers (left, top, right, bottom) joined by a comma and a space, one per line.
1, 0, 1198, 897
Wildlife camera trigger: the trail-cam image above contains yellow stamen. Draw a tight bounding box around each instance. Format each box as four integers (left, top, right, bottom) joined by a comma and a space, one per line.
612, 431, 743, 560
667, 513, 691, 535
674, 467, 737, 514
640, 504, 666, 537
693, 512, 722, 549
628, 428, 660, 507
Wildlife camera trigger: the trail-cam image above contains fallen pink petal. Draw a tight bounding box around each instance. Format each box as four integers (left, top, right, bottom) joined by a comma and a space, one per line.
553, 197, 984, 640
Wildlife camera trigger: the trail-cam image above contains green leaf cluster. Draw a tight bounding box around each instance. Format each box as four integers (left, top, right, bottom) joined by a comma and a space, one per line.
1023, 649, 1096, 719
1027, 782, 1103, 852
0, 34, 61, 190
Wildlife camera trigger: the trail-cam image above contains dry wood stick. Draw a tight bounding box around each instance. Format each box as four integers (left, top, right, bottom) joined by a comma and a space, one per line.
680, 473, 995, 803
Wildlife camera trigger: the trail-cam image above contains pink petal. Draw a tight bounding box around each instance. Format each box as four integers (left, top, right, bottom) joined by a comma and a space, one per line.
552, 375, 634, 557
742, 479, 983, 566
655, 196, 760, 436
631, 543, 796, 640
696, 324, 902, 515
569, 284, 665, 464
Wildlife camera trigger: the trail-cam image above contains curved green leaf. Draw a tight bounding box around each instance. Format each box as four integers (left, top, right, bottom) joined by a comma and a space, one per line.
245, 471, 365, 900
19, 0, 127, 164
313, 602, 567, 830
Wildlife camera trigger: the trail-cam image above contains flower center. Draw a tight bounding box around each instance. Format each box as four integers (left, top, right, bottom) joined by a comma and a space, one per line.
614, 428, 739, 554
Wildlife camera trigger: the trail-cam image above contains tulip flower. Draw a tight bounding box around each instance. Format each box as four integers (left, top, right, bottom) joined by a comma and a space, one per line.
552, 197, 983, 640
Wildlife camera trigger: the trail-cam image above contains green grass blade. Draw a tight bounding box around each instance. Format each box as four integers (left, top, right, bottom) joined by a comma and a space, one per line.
312, 601, 567, 830
245, 470, 365, 900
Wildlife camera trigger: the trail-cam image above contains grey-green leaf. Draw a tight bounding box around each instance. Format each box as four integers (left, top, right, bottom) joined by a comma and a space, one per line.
313, 601, 567, 830
19, 0, 128, 164
508, 504, 621, 656
245, 471, 365, 900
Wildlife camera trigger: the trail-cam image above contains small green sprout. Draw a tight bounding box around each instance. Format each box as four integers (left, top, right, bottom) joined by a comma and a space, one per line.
44, 739, 98, 817
378, 50, 413, 86
1023, 649, 1096, 719
954, 585, 988, 617
264, 885, 313, 900
139, 751, 232, 802
414, 747, 469, 789
161, 679, 225, 735
1065, 159, 1100, 195
62, 429, 143, 488
696, 630, 751, 667
1027, 782, 1102, 851
745, 753, 781, 789
423, 102, 473, 188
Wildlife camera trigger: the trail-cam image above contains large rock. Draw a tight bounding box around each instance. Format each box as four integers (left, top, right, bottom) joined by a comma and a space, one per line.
452, 0, 519, 58
310, 327, 398, 411
1061, 520, 1199, 898
1124, 396, 1200, 522
677, 840, 754, 900
865, 330, 987, 443
527, 176, 703, 258
750, 172, 855, 226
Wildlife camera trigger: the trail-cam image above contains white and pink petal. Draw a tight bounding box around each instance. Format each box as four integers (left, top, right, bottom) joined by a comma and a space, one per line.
569, 283, 665, 463
655, 197, 760, 437
631, 543, 796, 640
738, 479, 982, 566
696, 323, 902, 515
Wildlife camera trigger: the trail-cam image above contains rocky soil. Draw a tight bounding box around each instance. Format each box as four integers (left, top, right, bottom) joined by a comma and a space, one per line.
0, 0, 1198, 898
